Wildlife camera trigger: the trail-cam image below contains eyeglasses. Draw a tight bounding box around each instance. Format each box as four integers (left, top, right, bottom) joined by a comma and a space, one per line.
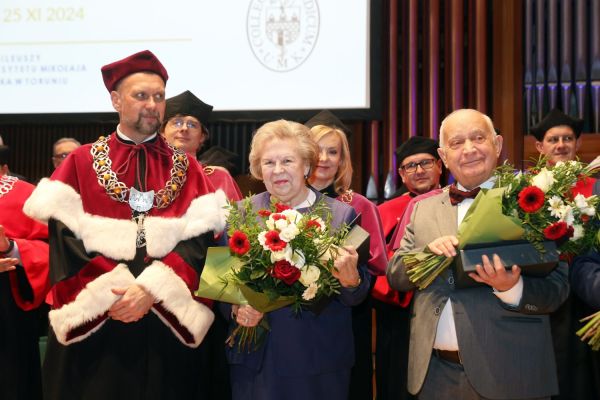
169, 118, 201, 131
400, 158, 436, 173
52, 152, 71, 160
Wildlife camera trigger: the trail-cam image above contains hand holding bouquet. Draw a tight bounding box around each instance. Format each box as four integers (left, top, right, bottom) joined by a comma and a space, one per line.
197, 196, 352, 351
402, 158, 599, 290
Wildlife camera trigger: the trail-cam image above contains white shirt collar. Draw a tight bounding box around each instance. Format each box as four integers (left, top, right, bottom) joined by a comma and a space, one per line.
456, 176, 495, 192
116, 125, 157, 144
293, 189, 317, 210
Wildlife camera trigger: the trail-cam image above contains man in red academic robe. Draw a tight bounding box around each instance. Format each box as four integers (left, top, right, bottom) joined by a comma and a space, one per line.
531, 108, 599, 400
24, 50, 227, 400
374, 136, 443, 400
0, 145, 49, 400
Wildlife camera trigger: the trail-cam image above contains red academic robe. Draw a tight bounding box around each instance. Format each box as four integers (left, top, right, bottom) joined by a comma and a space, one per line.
202, 164, 243, 201
0, 176, 49, 400
24, 133, 228, 400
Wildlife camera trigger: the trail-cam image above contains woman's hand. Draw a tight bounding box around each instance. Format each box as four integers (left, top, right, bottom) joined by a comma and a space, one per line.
332, 245, 361, 288
233, 304, 264, 327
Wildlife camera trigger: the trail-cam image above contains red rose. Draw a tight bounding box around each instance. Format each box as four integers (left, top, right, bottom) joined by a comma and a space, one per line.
275, 203, 291, 213
306, 219, 322, 230
581, 214, 590, 223
270, 260, 301, 285
543, 221, 568, 241
258, 209, 271, 217
264, 230, 286, 252
517, 186, 545, 213
229, 231, 250, 255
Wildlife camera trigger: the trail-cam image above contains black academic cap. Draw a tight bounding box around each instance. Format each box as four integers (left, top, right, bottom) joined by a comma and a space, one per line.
198, 146, 238, 175
305, 110, 352, 137
530, 108, 584, 141
165, 90, 213, 124
395, 136, 440, 164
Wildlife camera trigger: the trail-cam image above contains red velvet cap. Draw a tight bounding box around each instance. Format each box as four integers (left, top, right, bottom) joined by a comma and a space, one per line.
101, 50, 169, 92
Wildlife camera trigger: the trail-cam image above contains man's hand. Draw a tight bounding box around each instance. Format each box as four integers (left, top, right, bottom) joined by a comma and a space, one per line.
108, 284, 155, 323
332, 245, 361, 288
0, 225, 11, 253
469, 254, 521, 291
0, 257, 18, 273
427, 235, 459, 257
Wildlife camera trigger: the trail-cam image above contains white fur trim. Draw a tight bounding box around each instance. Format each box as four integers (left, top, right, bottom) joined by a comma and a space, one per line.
24, 179, 228, 260
144, 189, 228, 258
49, 264, 135, 345
136, 260, 215, 347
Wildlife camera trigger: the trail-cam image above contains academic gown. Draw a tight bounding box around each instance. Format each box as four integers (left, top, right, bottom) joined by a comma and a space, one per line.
0, 177, 49, 400
24, 133, 228, 400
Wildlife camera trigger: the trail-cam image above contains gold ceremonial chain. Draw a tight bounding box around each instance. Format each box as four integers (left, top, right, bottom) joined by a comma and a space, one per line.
0, 175, 17, 198
90, 136, 189, 209
339, 189, 354, 204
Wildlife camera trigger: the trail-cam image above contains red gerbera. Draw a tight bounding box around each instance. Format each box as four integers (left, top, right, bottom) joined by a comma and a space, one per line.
272, 213, 287, 221
264, 230, 287, 252
517, 186, 545, 213
543, 221, 569, 241
258, 209, 271, 217
306, 219, 322, 230
275, 203, 291, 213
229, 231, 250, 255
270, 260, 301, 285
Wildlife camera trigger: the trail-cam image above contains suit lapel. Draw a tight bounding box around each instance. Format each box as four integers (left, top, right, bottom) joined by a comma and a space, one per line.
436, 191, 458, 236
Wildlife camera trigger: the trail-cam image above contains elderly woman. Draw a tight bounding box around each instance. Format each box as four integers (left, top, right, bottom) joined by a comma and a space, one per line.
224, 119, 370, 400
161, 90, 242, 201
306, 110, 387, 400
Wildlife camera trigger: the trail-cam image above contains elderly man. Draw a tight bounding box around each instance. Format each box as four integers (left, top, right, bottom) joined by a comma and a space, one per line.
387, 109, 569, 399
375, 136, 443, 400
0, 145, 49, 400
51, 137, 81, 169
162, 90, 242, 201
24, 50, 227, 400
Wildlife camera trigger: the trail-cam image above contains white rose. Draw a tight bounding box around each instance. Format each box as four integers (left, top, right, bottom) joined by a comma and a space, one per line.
279, 224, 300, 242
258, 231, 268, 250
281, 209, 302, 224
302, 282, 320, 301
299, 264, 321, 286
531, 168, 555, 193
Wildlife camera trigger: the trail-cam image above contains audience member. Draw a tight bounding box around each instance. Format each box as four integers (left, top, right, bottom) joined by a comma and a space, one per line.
52, 138, 81, 169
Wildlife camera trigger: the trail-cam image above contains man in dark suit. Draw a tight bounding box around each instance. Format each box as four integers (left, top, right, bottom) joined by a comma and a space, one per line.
387, 109, 569, 399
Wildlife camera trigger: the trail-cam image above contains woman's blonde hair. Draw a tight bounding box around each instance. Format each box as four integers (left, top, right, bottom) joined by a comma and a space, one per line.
248, 119, 319, 180
309, 125, 353, 195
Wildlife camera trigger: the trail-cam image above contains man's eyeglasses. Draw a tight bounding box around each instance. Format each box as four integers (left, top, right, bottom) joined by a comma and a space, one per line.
52, 152, 71, 160
169, 118, 201, 131
400, 158, 436, 173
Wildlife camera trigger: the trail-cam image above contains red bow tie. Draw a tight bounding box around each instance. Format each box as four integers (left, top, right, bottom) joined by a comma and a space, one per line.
449, 184, 481, 205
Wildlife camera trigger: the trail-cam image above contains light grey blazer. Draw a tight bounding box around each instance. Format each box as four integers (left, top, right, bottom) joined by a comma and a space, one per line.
387, 189, 569, 399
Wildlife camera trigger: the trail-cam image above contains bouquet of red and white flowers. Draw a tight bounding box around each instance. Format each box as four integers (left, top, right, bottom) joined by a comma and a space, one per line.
403, 158, 599, 289
197, 196, 352, 350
